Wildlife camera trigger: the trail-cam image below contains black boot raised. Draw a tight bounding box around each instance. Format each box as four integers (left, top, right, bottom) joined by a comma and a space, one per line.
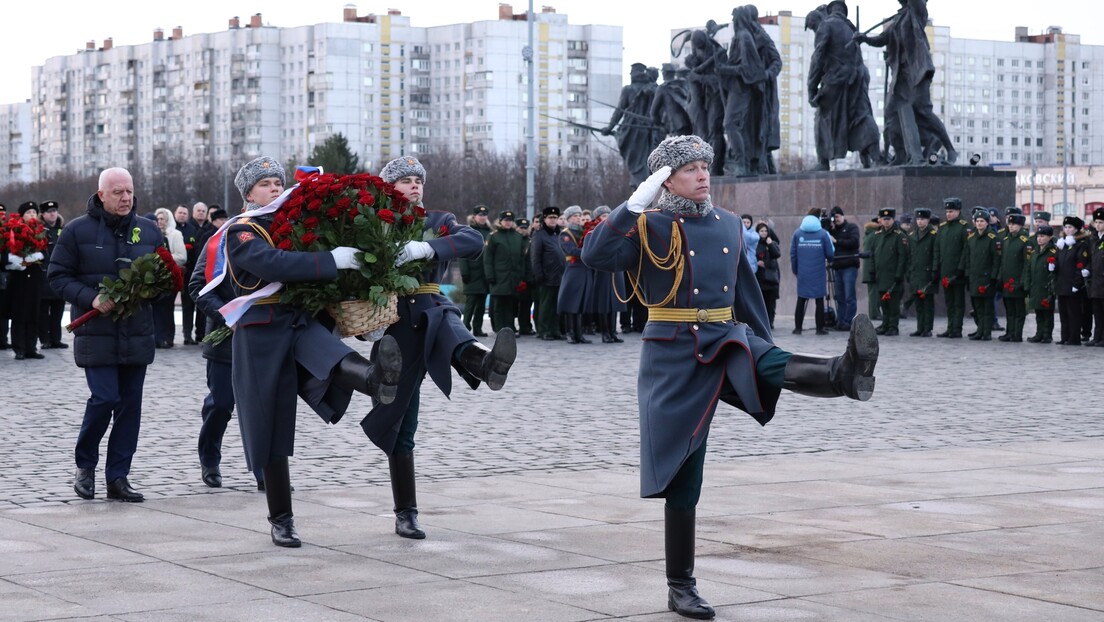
458, 328, 516, 391
333, 335, 402, 404
783, 314, 878, 401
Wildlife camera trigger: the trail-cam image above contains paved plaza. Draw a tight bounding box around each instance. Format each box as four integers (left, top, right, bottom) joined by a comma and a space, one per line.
2, 313, 1103, 621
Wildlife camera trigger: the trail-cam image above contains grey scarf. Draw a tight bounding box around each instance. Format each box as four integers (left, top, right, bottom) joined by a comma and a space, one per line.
657, 190, 714, 217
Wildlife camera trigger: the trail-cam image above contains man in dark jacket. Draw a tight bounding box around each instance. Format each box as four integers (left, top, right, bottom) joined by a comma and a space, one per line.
1086, 208, 1104, 346
963, 207, 1002, 341
827, 205, 860, 330
997, 214, 1031, 342
47, 168, 163, 502
459, 205, 492, 336
530, 206, 566, 340
483, 210, 525, 334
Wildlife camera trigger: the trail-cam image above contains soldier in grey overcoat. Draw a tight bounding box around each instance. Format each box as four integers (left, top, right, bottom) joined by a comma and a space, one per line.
217, 158, 403, 548
361, 156, 517, 541
582, 135, 879, 620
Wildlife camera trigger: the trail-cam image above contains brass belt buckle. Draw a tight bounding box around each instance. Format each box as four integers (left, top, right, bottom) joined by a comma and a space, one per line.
696, 308, 709, 323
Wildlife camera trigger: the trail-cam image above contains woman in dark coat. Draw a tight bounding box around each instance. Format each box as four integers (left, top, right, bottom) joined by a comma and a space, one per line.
755, 222, 782, 328
1054, 216, 1090, 346
38, 202, 68, 349
585, 205, 627, 342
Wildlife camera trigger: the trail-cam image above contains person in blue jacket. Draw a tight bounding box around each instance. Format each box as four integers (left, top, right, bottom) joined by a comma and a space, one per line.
790, 210, 835, 334
583, 135, 878, 620
361, 156, 517, 541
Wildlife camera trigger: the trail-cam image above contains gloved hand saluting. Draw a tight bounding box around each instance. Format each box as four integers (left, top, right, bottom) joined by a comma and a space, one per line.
395, 240, 435, 267
627, 166, 672, 213
330, 247, 362, 270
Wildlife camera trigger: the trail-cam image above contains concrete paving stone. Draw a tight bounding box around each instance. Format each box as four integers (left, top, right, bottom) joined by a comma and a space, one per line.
805, 580, 1104, 622
757, 501, 1001, 539
0, 578, 99, 622
952, 461, 1104, 491
178, 547, 439, 598
688, 483, 855, 516
823, 445, 1093, 471
516, 492, 662, 524
415, 475, 599, 505
702, 454, 905, 486
113, 597, 380, 622
906, 524, 1104, 570
877, 496, 1101, 529
498, 522, 731, 564
304, 578, 604, 622
467, 562, 782, 617
784, 537, 1048, 582
955, 567, 1104, 612
992, 439, 1104, 460
984, 488, 1104, 519
8, 561, 274, 617
335, 527, 609, 579
412, 501, 603, 536
722, 480, 931, 510
514, 468, 641, 496
692, 515, 881, 550
848, 469, 1054, 499
621, 598, 903, 621
0, 515, 158, 576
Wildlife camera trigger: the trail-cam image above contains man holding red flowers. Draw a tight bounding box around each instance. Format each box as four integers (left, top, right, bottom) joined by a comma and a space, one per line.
47, 167, 163, 503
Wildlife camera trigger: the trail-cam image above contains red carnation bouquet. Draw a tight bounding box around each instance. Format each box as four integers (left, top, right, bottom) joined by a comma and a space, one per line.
1, 213, 49, 261
66, 247, 184, 332
268, 172, 427, 312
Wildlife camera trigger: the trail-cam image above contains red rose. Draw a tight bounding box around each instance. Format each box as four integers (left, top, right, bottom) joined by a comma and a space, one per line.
377, 209, 396, 224
303, 216, 320, 229
880, 292, 892, 302
306, 199, 323, 213
415, 206, 427, 218
277, 239, 293, 250
1047, 257, 1056, 264
978, 285, 987, 294
336, 196, 352, 210
437, 225, 449, 237
402, 214, 415, 225
916, 290, 925, 299
285, 195, 304, 209
185, 243, 193, 251
1076, 262, 1084, 269
326, 206, 342, 219
515, 281, 528, 293
358, 191, 375, 207
300, 232, 319, 246
941, 276, 950, 289
1041, 298, 1051, 309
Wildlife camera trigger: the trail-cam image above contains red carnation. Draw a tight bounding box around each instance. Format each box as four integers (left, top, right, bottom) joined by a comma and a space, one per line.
1041, 298, 1051, 309
378, 209, 396, 224
916, 290, 925, 299
978, 285, 987, 295
1047, 256, 1056, 264
515, 281, 528, 293
1076, 262, 1084, 269
880, 292, 892, 302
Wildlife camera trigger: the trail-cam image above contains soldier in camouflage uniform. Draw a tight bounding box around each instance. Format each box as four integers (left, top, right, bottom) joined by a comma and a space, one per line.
1024, 224, 1057, 343
935, 197, 969, 338
870, 208, 910, 336
996, 213, 1030, 342
962, 207, 1002, 341
907, 208, 938, 336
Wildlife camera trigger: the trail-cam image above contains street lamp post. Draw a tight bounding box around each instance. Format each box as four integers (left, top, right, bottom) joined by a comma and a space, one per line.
523, 0, 536, 222
1011, 121, 1035, 211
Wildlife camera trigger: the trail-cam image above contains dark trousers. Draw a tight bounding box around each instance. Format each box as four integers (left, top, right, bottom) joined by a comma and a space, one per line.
877, 290, 901, 331
865, 282, 881, 319
794, 297, 824, 331
1058, 295, 1083, 344
10, 289, 41, 356
536, 285, 561, 338
198, 359, 235, 468
490, 294, 518, 333
77, 365, 147, 482
914, 293, 936, 333
0, 288, 10, 346
943, 283, 967, 334
181, 293, 205, 341
394, 375, 423, 455
1033, 309, 1055, 340
1002, 297, 1027, 340
153, 296, 175, 345
1092, 298, 1104, 343
760, 288, 778, 328
970, 295, 994, 337
462, 293, 487, 334
833, 267, 858, 327
1083, 297, 1095, 340
517, 294, 534, 333
39, 298, 65, 346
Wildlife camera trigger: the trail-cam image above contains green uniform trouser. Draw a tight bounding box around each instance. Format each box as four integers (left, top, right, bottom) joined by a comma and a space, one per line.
1033, 309, 1054, 340
462, 293, 487, 334
394, 376, 423, 455
1003, 297, 1027, 340
517, 294, 534, 333
491, 294, 518, 333
664, 347, 791, 510
866, 285, 882, 320
943, 282, 967, 334
878, 289, 901, 331
970, 295, 995, 337
914, 293, 935, 333
537, 285, 561, 338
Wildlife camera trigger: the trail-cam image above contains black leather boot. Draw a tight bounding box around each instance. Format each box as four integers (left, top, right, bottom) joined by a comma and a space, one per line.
106, 477, 144, 502
606, 314, 624, 342
74, 467, 95, 500
263, 457, 300, 548
665, 506, 715, 620
389, 452, 426, 539
571, 314, 591, 344
457, 328, 517, 391
333, 335, 402, 404
783, 314, 878, 401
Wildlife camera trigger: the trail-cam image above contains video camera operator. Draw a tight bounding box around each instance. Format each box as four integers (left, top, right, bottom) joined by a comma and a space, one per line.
826, 206, 861, 330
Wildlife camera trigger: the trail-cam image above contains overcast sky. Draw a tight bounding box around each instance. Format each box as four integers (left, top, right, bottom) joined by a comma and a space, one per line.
2, 0, 1099, 104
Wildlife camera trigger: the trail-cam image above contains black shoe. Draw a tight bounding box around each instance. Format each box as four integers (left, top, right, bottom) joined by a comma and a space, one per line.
815, 329, 830, 335
783, 315, 878, 401
947, 332, 962, 339
993, 324, 1004, 332
1026, 335, 1041, 343
668, 583, 716, 620
74, 467, 95, 499
540, 334, 559, 341
1010, 336, 1023, 342
936, 331, 951, 338
202, 466, 223, 488
909, 330, 924, 337
979, 335, 992, 341
335, 337, 402, 405
106, 477, 144, 502
665, 506, 715, 620
472, 330, 488, 337
257, 479, 265, 492
792, 328, 802, 335
1040, 338, 1052, 344
26, 351, 45, 359
53, 342, 69, 349
998, 334, 1011, 342
874, 326, 887, 335
183, 338, 197, 345
921, 331, 932, 337
395, 509, 426, 540
883, 328, 899, 336
13, 353, 25, 360
269, 514, 301, 548
968, 331, 978, 338
968, 334, 982, 341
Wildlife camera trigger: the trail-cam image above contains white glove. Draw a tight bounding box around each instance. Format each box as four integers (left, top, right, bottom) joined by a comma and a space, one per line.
330, 247, 362, 270
25, 252, 44, 263
1056, 238, 1066, 249
1082, 269, 1091, 278
1072, 287, 1079, 293
366, 327, 388, 342
1066, 235, 1076, 246
395, 240, 435, 267
1048, 263, 1056, 272
6, 260, 26, 271
627, 166, 672, 213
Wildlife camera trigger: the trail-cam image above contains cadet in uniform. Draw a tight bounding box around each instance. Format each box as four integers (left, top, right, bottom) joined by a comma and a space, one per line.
861, 217, 882, 320
459, 205, 492, 336
214, 157, 403, 547
515, 218, 536, 335
586, 205, 627, 343
1054, 216, 1090, 346
870, 208, 910, 336
997, 213, 1030, 342
1024, 224, 1057, 343
361, 156, 517, 541
906, 208, 938, 337
583, 135, 879, 621
530, 206, 565, 340
558, 205, 594, 344
484, 210, 526, 334
935, 197, 969, 338
962, 207, 1002, 341
1088, 208, 1104, 346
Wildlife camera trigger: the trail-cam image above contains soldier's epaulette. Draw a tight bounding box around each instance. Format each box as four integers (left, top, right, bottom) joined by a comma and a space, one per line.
987, 232, 996, 239
967, 231, 976, 239
1047, 247, 1057, 255
938, 221, 948, 228
959, 219, 968, 226
930, 226, 938, 235
1019, 235, 1028, 243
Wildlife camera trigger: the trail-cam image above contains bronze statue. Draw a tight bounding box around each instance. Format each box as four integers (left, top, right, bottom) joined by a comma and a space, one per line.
806, 1, 881, 169
602, 63, 665, 186
650, 63, 693, 138
681, 25, 728, 175
854, 0, 957, 165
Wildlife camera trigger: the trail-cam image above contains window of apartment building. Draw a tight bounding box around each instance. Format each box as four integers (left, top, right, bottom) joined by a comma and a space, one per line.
997, 137, 1004, 145
967, 120, 975, 128
954, 56, 962, 65
997, 74, 1004, 82
1084, 123, 1090, 131
1011, 59, 1019, 67
982, 136, 989, 144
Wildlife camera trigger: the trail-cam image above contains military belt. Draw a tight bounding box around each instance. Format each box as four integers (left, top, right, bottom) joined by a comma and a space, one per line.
647, 307, 733, 323
412, 283, 441, 295
252, 293, 283, 305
